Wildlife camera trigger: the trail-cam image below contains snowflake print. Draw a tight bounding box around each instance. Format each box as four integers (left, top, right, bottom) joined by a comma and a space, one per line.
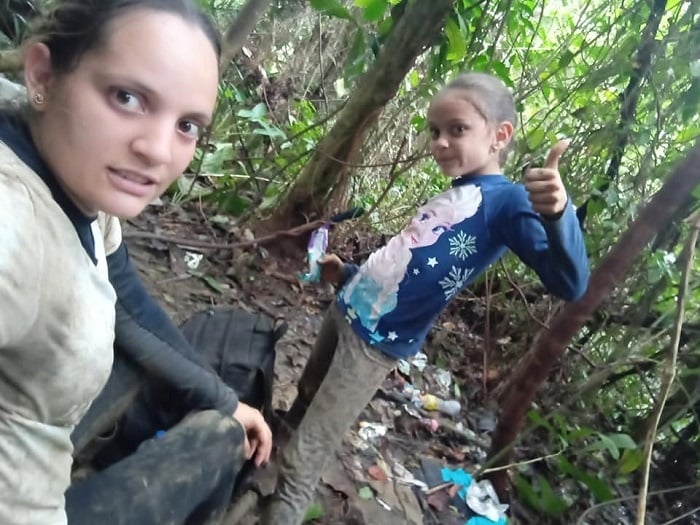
449, 231, 477, 261
439, 266, 474, 300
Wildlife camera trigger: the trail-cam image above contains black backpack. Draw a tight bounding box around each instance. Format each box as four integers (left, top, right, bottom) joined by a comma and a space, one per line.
179, 307, 287, 420
73, 307, 286, 468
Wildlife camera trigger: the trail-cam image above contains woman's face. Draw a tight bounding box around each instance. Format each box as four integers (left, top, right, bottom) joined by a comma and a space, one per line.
24, 9, 219, 218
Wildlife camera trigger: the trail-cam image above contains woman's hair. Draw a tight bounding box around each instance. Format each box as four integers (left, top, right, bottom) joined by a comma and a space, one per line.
26, 0, 221, 74
441, 72, 517, 162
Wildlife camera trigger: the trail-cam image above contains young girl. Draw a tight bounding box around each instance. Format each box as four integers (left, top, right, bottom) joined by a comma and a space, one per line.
262, 72, 589, 525
0, 1, 271, 524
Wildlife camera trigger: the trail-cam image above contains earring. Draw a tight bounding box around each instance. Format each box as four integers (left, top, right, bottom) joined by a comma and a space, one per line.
33, 92, 45, 105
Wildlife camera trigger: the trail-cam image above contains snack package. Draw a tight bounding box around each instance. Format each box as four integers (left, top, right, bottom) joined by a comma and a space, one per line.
300, 224, 329, 283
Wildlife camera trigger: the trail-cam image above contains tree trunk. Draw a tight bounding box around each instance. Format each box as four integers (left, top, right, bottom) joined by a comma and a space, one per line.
219, 0, 274, 70
576, 0, 667, 227
487, 143, 700, 499
270, 0, 456, 227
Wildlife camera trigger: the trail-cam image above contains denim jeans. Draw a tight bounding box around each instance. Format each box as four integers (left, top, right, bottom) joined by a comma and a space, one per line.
261, 303, 396, 525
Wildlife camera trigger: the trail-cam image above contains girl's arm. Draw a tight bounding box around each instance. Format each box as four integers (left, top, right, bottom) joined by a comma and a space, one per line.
496, 187, 589, 301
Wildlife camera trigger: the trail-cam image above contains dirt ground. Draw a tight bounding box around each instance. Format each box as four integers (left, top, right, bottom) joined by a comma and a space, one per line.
122, 198, 515, 525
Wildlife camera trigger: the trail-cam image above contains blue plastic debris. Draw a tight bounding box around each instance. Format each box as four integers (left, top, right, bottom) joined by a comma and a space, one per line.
467, 517, 507, 525
440, 467, 473, 499
440, 467, 508, 525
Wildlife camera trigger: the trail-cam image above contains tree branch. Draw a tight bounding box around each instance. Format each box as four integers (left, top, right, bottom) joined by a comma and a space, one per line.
635, 210, 700, 523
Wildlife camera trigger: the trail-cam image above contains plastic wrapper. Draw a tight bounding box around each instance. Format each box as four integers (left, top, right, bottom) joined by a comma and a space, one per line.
300, 224, 329, 282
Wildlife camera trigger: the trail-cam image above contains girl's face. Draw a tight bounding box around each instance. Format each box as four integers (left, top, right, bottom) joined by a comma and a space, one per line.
428, 91, 509, 178
23, 9, 219, 218
404, 207, 451, 248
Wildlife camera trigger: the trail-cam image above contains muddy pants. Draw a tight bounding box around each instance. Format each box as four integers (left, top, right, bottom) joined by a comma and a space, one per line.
65, 409, 244, 525
261, 303, 396, 525
66, 319, 248, 525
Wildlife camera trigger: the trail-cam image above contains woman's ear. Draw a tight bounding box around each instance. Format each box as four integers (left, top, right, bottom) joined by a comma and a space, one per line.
23, 42, 54, 110
493, 121, 514, 153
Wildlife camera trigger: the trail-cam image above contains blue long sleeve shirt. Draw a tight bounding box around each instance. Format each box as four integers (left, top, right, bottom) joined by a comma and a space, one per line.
336, 174, 589, 359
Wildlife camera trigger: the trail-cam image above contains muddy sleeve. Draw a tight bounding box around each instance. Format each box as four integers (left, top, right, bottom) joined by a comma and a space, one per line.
0, 175, 41, 347
107, 242, 239, 416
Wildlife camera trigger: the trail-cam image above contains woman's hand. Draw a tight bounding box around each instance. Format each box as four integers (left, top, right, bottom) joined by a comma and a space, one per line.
318, 254, 345, 286
523, 139, 570, 218
232, 402, 272, 467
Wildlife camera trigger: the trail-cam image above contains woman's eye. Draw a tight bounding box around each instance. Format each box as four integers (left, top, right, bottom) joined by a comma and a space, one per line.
113, 89, 143, 113
178, 120, 202, 139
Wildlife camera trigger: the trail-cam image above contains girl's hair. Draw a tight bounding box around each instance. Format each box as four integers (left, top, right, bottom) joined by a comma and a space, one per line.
441, 72, 517, 162
26, 0, 221, 74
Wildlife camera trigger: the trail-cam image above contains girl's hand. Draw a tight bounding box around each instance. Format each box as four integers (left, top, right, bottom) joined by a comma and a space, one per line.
318, 254, 345, 286
523, 139, 570, 218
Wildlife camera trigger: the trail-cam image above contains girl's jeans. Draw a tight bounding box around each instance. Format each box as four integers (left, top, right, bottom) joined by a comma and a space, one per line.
261, 303, 396, 525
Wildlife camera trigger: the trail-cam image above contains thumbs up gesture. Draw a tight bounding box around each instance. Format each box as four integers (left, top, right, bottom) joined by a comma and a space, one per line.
523, 139, 570, 218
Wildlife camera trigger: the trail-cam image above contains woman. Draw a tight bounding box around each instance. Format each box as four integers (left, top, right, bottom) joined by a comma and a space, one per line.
0, 1, 271, 524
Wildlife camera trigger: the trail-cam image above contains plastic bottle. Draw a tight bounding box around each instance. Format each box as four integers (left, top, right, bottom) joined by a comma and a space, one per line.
420, 394, 461, 417
300, 224, 329, 282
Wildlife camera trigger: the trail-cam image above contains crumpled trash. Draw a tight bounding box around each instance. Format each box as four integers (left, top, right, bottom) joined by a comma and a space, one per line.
184, 251, 203, 270
465, 480, 509, 522
398, 359, 411, 376
358, 421, 387, 442
435, 368, 452, 390
440, 468, 508, 524
410, 352, 428, 371
441, 467, 473, 499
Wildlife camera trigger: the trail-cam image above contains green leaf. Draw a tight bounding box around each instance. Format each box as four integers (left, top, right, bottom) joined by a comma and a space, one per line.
310, 0, 354, 21
558, 49, 575, 69
201, 274, 224, 293
619, 448, 644, 474
188, 271, 224, 294
557, 457, 615, 502
355, 0, 388, 21
376, 16, 394, 38
607, 433, 637, 450
597, 433, 620, 460
444, 17, 466, 62
527, 128, 546, 150
303, 503, 324, 522
470, 54, 489, 71
515, 473, 541, 511
537, 476, 568, 516
491, 60, 512, 87
345, 29, 369, 78
358, 486, 374, 500
200, 143, 234, 174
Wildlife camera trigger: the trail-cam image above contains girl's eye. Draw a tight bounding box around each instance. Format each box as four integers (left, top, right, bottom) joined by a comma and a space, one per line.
178, 120, 202, 139
432, 226, 446, 235
451, 125, 466, 136
418, 213, 430, 223
429, 127, 439, 140
113, 89, 144, 113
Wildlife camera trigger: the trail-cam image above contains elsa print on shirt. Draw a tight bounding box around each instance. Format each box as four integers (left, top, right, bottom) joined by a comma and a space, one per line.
340, 184, 482, 337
